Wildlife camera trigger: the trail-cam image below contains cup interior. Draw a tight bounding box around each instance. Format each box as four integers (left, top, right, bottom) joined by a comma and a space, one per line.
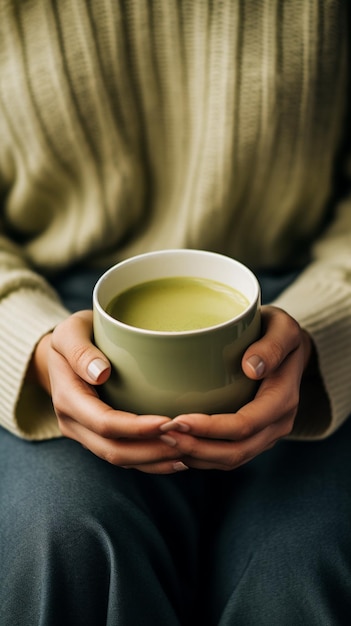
94, 249, 260, 330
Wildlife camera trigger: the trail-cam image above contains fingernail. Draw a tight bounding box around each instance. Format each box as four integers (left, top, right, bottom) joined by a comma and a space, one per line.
160, 434, 177, 447
160, 421, 190, 433
173, 461, 189, 472
246, 355, 265, 377
87, 358, 110, 381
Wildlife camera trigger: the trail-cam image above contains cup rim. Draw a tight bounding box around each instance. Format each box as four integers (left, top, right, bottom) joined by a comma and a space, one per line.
93, 249, 260, 337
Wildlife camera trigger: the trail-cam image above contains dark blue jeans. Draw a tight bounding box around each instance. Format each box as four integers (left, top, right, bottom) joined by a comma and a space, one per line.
1, 269, 351, 625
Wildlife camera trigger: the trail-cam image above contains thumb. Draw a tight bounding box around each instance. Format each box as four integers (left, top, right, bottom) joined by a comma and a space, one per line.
242, 352, 266, 380
241, 306, 302, 381
51, 310, 111, 385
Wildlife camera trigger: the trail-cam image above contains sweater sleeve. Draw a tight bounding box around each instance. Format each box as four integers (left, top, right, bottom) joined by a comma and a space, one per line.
0, 238, 69, 440
273, 188, 351, 440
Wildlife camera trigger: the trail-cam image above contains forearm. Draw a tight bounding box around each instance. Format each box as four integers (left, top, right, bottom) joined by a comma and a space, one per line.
273, 261, 351, 438
0, 288, 68, 440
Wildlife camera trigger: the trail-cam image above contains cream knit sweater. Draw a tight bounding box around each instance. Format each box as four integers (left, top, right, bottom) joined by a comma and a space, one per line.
0, 0, 350, 440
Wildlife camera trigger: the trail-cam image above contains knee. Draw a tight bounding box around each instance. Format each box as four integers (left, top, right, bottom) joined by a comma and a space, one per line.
1, 450, 147, 566
212, 487, 351, 625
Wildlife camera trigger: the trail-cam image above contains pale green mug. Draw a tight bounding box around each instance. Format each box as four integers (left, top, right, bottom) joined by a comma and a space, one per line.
93, 249, 261, 416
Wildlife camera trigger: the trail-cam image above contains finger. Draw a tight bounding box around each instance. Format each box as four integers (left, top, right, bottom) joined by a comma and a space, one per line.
61, 414, 185, 472
182, 442, 276, 471
160, 384, 295, 442
242, 305, 302, 380
50, 350, 171, 438
121, 461, 189, 475
51, 310, 111, 384
161, 416, 291, 471
161, 347, 301, 441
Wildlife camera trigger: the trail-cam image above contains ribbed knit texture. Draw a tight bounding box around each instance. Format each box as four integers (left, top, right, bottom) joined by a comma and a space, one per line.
0, 0, 350, 438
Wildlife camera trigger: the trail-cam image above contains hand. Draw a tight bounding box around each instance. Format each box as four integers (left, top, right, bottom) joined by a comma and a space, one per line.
159, 306, 313, 470
29, 310, 187, 474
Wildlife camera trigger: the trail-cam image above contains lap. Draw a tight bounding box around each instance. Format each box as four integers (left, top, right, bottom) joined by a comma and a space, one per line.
0, 427, 206, 626
2, 419, 351, 625
206, 417, 351, 625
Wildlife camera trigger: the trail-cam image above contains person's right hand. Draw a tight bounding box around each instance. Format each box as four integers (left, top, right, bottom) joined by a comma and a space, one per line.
29, 310, 188, 474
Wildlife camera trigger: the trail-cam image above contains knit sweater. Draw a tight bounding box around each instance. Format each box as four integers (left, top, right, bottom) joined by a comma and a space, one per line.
0, 0, 350, 440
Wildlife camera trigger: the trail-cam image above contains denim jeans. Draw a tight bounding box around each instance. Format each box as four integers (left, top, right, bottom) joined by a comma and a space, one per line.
1, 268, 350, 626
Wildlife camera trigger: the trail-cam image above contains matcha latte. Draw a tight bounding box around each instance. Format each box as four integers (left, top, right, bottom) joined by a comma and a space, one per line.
106, 276, 249, 332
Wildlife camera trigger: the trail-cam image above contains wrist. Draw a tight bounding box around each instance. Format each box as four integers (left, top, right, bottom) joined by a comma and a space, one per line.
26, 332, 52, 393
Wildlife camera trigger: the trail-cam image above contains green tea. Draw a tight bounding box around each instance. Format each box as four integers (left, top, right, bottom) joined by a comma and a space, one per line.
106, 276, 249, 332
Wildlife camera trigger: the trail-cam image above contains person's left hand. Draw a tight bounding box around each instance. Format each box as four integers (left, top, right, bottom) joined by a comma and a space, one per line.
159, 305, 312, 470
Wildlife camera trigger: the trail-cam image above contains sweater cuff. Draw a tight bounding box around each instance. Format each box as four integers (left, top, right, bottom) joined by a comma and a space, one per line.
273, 265, 351, 439
0, 288, 69, 440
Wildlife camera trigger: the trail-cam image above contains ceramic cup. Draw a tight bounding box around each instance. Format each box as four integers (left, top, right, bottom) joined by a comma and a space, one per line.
93, 249, 261, 416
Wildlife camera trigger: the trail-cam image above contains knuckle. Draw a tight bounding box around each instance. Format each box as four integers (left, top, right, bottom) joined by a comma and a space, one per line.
95, 411, 116, 439
227, 447, 246, 469
102, 447, 122, 466
54, 407, 70, 435
268, 338, 285, 366
95, 420, 110, 439
180, 439, 197, 457
70, 343, 92, 370
128, 417, 145, 438
51, 387, 68, 415
236, 414, 255, 439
